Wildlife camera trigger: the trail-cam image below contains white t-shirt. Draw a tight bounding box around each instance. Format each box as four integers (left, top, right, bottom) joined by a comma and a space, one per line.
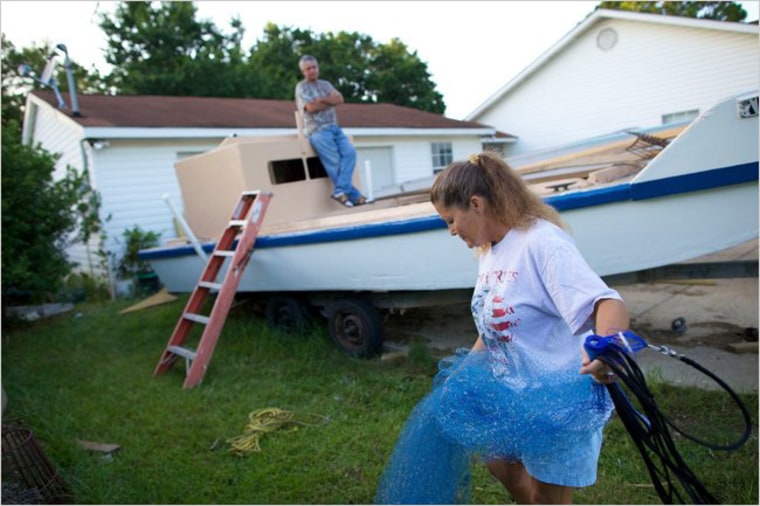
472, 219, 622, 382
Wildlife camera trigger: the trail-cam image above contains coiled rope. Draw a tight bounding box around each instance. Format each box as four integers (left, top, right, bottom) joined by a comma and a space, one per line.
226, 407, 329, 455
585, 331, 751, 504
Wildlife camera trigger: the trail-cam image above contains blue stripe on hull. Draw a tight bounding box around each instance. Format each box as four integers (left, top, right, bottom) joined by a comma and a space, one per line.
140, 161, 758, 260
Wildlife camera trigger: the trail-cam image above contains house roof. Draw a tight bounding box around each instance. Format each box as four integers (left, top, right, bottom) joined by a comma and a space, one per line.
29, 89, 500, 132
466, 9, 759, 120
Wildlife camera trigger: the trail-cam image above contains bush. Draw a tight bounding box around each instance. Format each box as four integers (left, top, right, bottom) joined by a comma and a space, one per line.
116, 226, 161, 279
1, 120, 99, 310
58, 272, 111, 303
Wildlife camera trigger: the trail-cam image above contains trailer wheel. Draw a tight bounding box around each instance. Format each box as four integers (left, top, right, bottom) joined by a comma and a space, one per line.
265, 296, 310, 333
325, 298, 384, 358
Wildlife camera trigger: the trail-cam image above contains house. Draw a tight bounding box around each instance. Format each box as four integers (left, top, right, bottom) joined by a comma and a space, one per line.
21, 90, 502, 285
467, 9, 759, 157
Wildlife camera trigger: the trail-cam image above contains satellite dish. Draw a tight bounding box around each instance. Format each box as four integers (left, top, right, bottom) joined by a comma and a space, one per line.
17, 64, 34, 77
39, 55, 59, 85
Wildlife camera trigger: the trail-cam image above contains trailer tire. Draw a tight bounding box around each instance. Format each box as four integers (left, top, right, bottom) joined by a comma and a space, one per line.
325, 298, 384, 358
265, 296, 310, 333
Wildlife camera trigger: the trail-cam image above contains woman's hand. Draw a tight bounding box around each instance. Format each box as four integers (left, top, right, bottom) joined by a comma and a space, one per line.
580, 355, 617, 384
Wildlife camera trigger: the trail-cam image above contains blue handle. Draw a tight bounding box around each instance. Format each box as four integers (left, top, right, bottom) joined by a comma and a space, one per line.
584, 330, 648, 360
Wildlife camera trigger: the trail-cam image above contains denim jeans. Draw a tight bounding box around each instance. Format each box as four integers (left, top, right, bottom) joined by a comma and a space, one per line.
308, 124, 363, 202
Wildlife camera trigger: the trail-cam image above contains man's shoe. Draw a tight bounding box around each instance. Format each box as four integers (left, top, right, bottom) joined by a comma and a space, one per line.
354, 196, 371, 206
332, 193, 354, 208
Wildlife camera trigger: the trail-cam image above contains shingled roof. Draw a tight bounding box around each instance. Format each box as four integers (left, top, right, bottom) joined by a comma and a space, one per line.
31, 90, 492, 130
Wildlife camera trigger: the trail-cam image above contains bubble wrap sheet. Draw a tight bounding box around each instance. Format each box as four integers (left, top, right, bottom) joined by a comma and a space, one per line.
375, 349, 613, 504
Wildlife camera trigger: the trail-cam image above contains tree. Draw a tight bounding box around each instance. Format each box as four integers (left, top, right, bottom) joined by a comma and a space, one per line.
99, 1, 249, 96
597, 1, 748, 21
98, 2, 445, 112
366, 38, 445, 113
248, 24, 445, 113
1, 35, 111, 129
1, 120, 101, 310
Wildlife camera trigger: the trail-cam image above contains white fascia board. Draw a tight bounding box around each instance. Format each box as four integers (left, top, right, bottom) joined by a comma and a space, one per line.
81, 127, 496, 139
465, 9, 758, 120
81, 127, 296, 139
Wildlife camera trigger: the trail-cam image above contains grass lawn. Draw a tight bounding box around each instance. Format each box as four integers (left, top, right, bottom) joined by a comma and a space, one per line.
1, 295, 757, 504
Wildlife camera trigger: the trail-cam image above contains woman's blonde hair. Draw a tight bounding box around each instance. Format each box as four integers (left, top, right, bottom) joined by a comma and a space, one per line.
430, 152, 565, 231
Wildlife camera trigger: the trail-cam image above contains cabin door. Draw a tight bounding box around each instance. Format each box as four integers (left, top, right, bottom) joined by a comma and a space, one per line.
356, 147, 394, 194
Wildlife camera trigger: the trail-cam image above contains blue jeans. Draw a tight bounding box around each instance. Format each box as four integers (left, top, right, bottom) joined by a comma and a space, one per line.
308, 124, 363, 202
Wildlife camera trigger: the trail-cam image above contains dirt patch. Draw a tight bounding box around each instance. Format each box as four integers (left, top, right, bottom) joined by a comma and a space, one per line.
383, 303, 475, 352
383, 303, 758, 356
382, 303, 758, 393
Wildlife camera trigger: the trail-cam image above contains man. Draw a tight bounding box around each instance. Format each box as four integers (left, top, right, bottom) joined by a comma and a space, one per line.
295, 55, 367, 207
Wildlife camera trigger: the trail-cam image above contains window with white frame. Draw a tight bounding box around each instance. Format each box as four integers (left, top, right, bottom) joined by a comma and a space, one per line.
431, 142, 453, 173
662, 109, 699, 125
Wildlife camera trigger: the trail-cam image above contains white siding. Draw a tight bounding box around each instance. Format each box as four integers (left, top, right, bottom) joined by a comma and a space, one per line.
356, 135, 483, 183
30, 102, 85, 179
475, 19, 759, 156
95, 139, 219, 262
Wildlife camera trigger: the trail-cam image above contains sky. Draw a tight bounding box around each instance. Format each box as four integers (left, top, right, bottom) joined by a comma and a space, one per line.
2, 0, 758, 119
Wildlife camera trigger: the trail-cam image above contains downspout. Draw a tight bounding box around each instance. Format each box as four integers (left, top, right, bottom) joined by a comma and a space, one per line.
79, 139, 115, 300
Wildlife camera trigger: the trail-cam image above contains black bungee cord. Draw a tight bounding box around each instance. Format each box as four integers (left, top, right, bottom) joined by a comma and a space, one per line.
584, 331, 753, 504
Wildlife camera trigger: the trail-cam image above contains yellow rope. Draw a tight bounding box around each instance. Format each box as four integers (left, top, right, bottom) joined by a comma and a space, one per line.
226, 407, 327, 455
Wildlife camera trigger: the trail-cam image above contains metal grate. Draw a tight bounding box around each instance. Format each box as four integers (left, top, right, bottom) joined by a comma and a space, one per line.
1, 423, 74, 504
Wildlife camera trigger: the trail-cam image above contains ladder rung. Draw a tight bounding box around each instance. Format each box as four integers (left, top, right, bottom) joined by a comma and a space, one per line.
183, 312, 210, 324
214, 250, 235, 257
198, 281, 222, 291
229, 220, 246, 227
167, 345, 197, 360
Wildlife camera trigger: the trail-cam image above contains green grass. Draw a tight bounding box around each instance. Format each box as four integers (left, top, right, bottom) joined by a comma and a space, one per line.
2, 297, 757, 504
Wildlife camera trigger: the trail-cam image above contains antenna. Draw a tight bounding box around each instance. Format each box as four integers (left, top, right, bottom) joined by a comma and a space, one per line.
17, 43, 81, 117
39, 55, 58, 85
56, 44, 81, 117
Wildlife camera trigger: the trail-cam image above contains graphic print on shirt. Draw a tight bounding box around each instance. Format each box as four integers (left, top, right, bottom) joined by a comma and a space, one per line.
473, 268, 521, 378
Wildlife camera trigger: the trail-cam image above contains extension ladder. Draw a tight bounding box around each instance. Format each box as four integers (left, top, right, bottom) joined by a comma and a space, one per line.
153, 191, 273, 388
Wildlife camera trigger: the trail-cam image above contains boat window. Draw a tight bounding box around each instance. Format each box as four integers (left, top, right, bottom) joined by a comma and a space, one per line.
268, 157, 328, 184
306, 157, 328, 179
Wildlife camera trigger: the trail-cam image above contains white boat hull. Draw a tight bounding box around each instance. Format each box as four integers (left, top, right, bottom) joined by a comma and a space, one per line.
143, 90, 759, 299
147, 179, 757, 294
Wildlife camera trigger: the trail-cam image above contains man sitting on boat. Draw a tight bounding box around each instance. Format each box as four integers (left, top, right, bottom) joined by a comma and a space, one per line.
295, 55, 368, 208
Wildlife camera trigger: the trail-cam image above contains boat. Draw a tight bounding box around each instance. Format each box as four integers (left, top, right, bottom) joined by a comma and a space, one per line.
140, 90, 759, 357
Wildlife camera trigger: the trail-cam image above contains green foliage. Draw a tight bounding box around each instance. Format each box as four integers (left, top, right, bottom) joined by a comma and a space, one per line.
116, 225, 161, 279
99, 1, 249, 96
1, 298, 757, 504
96, 2, 445, 113
598, 1, 748, 21
1, 35, 112, 128
249, 24, 445, 113
1, 35, 49, 127
0, 122, 101, 308
59, 272, 111, 303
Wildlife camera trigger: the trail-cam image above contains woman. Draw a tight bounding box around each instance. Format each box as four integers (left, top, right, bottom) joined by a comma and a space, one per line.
375, 152, 629, 504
